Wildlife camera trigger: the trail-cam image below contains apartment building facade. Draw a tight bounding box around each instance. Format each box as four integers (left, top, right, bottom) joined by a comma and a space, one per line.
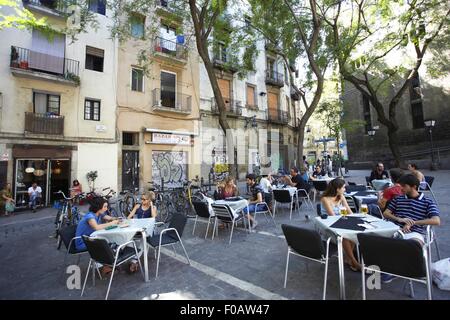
116, 1, 201, 191
199, 18, 301, 180
0, 0, 118, 207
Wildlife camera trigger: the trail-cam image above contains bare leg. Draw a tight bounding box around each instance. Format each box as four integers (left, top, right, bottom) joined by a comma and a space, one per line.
343, 239, 361, 270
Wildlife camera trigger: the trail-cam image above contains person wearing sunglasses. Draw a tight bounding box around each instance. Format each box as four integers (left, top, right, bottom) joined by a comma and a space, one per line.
127, 191, 157, 219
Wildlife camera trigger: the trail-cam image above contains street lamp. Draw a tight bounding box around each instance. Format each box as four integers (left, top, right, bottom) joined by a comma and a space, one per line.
424, 119, 438, 170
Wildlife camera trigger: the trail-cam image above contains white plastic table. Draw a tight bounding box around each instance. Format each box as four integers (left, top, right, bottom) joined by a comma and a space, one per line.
314, 213, 399, 299
371, 179, 392, 191
346, 190, 379, 206
91, 218, 155, 282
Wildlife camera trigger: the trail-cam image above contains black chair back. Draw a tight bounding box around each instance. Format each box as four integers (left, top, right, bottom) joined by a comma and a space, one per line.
297, 189, 309, 198
345, 185, 367, 192
365, 176, 372, 186
168, 214, 187, 238
357, 233, 427, 278
348, 182, 357, 186
424, 176, 434, 188
282, 224, 324, 260
192, 200, 211, 219
60, 224, 78, 253
345, 195, 359, 212
82, 235, 115, 265
316, 203, 321, 217
273, 189, 293, 203
312, 180, 327, 192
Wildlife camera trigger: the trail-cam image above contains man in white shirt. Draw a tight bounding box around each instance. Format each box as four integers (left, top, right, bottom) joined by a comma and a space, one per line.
28, 182, 42, 212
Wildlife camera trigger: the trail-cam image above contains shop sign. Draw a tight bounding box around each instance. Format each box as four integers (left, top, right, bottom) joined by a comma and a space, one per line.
152, 133, 191, 145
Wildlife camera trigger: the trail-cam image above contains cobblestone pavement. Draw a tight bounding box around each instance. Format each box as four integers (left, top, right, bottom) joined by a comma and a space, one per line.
1, 170, 449, 300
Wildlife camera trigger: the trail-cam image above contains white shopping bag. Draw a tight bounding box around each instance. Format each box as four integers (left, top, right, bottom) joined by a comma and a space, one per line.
432, 258, 450, 291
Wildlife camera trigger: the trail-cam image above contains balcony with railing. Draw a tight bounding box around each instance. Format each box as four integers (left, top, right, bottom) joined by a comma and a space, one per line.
23, 0, 71, 18
152, 88, 192, 114
265, 70, 284, 88
153, 37, 188, 63
25, 112, 64, 135
211, 98, 243, 116
212, 53, 238, 74
10, 46, 80, 86
267, 109, 290, 124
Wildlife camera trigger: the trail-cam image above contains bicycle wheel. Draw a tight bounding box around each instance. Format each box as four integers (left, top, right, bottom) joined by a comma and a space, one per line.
156, 201, 169, 223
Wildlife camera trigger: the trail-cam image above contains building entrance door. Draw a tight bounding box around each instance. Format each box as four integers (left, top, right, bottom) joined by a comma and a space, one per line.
122, 151, 139, 192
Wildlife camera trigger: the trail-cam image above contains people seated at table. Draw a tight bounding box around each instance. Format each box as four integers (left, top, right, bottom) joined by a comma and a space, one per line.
242, 174, 263, 228
407, 163, 425, 183
320, 178, 361, 271
383, 174, 440, 245
75, 197, 120, 251
128, 191, 157, 219
369, 162, 389, 181
310, 165, 326, 180
283, 167, 311, 193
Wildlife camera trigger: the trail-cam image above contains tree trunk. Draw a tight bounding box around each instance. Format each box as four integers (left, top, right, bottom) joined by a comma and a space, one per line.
387, 127, 404, 168
297, 128, 305, 170
188, 2, 237, 178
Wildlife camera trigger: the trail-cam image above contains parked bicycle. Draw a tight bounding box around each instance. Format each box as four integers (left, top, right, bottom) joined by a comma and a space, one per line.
148, 181, 175, 223
54, 190, 85, 249
118, 187, 140, 217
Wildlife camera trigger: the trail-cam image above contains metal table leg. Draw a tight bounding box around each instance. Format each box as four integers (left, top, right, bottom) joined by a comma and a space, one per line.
337, 236, 346, 299
141, 230, 149, 282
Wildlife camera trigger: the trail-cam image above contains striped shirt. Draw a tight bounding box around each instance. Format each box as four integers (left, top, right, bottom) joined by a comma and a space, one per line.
387, 193, 439, 235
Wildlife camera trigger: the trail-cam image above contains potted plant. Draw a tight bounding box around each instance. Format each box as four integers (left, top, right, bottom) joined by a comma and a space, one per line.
86, 170, 98, 192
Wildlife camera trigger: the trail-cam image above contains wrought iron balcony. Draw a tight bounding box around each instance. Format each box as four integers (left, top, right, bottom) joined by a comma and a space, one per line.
211, 98, 243, 116
23, 0, 71, 17
152, 88, 192, 114
25, 112, 64, 135
212, 54, 238, 73
267, 109, 290, 124
10, 46, 80, 86
153, 37, 188, 62
265, 70, 284, 87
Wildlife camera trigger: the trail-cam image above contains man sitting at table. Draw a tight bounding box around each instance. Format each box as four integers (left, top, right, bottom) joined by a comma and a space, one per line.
381, 174, 440, 282
242, 174, 264, 228
383, 174, 440, 244
369, 162, 389, 181
310, 165, 326, 180
283, 167, 311, 193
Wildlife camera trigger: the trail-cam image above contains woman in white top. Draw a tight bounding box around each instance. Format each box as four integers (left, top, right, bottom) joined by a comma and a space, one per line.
321, 178, 361, 271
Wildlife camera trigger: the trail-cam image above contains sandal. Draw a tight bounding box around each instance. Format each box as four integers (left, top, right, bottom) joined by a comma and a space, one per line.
127, 262, 139, 274
100, 266, 113, 277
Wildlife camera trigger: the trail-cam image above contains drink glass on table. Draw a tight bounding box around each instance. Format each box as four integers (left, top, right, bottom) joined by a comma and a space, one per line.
361, 204, 368, 215
340, 206, 348, 219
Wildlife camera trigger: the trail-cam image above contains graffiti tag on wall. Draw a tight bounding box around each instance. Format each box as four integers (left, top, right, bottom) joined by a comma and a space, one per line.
152, 151, 187, 188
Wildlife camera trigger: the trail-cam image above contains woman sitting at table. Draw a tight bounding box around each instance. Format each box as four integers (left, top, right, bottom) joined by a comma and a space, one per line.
217, 177, 239, 199
128, 191, 157, 219
320, 178, 361, 272
75, 197, 120, 275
